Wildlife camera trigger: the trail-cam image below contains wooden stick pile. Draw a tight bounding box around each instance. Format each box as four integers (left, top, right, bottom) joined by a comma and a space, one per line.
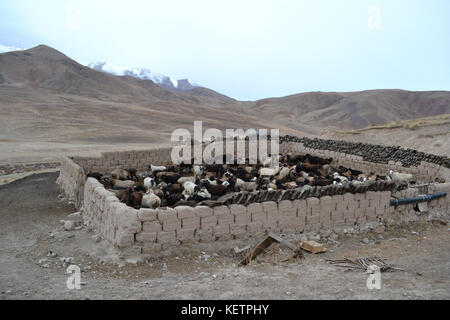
326, 256, 404, 272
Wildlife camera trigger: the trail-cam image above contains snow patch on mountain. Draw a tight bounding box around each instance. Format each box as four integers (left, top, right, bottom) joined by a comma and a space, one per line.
86, 61, 198, 91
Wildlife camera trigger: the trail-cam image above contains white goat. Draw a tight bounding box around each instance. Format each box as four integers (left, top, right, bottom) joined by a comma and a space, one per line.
388, 170, 413, 184
143, 177, 156, 190
141, 192, 161, 209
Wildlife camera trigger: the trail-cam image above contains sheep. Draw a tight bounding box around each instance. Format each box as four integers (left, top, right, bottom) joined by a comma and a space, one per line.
259, 167, 279, 177
333, 172, 348, 182
144, 177, 156, 189
277, 166, 291, 181
234, 178, 258, 192
193, 165, 204, 180
126, 168, 138, 180
141, 192, 161, 209
388, 170, 413, 184
112, 179, 135, 190
192, 187, 212, 201
183, 181, 199, 196
148, 164, 167, 173
164, 192, 188, 206
202, 180, 228, 197
177, 176, 195, 184
160, 172, 181, 184
112, 168, 130, 180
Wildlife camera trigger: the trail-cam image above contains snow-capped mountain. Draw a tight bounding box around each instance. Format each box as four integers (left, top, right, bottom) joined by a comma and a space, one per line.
0, 44, 199, 92
86, 61, 199, 92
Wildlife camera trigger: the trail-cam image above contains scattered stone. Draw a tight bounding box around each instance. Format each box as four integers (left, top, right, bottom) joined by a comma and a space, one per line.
64, 220, 75, 231
362, 238, 370, 244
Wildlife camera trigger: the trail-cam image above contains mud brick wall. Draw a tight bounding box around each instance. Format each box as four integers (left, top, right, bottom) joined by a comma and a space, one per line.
279, 140, 449, 183
58, 136, 450, 255
56, 156, 85, 209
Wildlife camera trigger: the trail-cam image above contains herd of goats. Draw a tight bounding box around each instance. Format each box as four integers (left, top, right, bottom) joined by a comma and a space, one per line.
86, 153, 414, 209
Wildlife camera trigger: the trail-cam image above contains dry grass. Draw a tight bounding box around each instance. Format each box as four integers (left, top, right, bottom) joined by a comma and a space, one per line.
334, 114, 450, 134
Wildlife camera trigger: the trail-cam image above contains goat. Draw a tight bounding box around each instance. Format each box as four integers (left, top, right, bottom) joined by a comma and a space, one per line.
112, 168, 130, 180
234, 178, 258, 192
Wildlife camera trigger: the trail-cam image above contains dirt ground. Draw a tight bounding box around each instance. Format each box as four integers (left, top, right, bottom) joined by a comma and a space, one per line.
0, 172, 449, 300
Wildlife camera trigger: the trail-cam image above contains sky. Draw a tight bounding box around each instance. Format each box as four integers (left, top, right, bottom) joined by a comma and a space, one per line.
1, 0, 449, 100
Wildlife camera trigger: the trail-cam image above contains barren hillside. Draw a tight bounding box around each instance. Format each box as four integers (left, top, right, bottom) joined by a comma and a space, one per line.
0, 45, 449, 164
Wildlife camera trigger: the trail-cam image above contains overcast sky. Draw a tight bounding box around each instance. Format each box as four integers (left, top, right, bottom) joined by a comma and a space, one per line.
1, 0, 449, 100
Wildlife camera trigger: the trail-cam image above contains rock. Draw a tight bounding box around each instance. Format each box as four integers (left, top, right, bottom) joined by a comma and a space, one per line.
362, 238, 370, 244
375, 225, 385, 233
64, 220, 75, 231
94, 235, 102, 243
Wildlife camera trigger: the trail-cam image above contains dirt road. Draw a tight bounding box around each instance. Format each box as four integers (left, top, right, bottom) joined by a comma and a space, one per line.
0, 172, 449, 300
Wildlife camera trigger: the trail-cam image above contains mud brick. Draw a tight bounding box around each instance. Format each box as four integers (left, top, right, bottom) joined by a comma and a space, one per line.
307, 214, 320, 225
162, 219, 181, 232
138, 208, 158, 222
229, 204, 246, 216
214, 206, 231, 216
365, 207, 377, 220
355, 193, 365, 201
201, 215, 218, 228
157, 231, 177, 244
365, 191, 378, 200
182, 216, 200, 229
143, 221, 162, 233
281, 208, 297, 217
331, 210, 344, 222
218, 214, 234, 225
354, 208, 365, 218
135, 232, 157, 243
262, 201, 278, 212
247, 222, 263, 236
263, 218, 279, 232
246, 202, 263, 214
195, 228, 215, 242
320, 212, 331, 223
116, 232, 135, 248
230, 224, 247, 238
251, 211, 267, 223
158, 208, 177, 221
278, 200, 293, 211
235, 212, 251, 225
213, 225, 231, 240
176, 228, 195, 242
369, 197, 381, 208
307, 197, 320, 208
293, 199, 307, 212
195, 206, 213, 218
176, 206, 196, 219
359, 199, 370, 210
375, 206, 387, 217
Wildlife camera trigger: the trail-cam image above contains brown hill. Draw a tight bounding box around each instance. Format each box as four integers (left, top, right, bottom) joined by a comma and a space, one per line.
249, 90, 450, 130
